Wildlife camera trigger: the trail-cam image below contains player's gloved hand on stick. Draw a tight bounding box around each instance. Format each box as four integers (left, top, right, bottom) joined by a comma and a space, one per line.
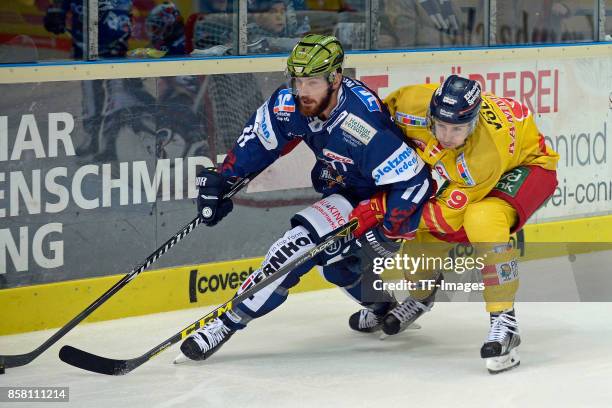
196, 168, 234, 226
44, 8, 66, 34
350, 191, 386, 238
345, 192, 400, 259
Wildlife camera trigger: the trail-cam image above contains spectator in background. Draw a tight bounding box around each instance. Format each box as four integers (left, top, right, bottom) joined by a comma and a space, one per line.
188, 0, 309, 56
188, 0, 234, 55
375, 0, 464, 49
247, 0, 309, 53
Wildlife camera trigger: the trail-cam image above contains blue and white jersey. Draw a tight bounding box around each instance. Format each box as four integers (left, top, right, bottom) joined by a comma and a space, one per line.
61, 0, 133, 58
221, 77, 432, 239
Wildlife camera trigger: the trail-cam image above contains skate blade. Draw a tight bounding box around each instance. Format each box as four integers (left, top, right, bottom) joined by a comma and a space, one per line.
379, 323, 421, 340
485, 349, 520, 374
173, 352, 190, 365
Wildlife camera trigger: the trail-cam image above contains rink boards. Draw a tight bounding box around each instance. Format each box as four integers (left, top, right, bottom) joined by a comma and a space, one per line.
1, 43, 611, 335
2, 213, 612, 335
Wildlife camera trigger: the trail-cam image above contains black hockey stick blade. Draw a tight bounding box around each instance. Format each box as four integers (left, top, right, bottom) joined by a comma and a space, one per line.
1, 173, 257, 370
59, 347, 130, 376
59, 346, 159, 376
59, 219, 358, 375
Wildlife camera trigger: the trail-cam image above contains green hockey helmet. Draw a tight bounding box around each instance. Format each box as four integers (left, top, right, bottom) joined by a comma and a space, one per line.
286, 34, 344, 82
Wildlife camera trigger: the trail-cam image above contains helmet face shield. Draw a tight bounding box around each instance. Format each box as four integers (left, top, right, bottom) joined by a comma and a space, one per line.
287, 72, 333, 97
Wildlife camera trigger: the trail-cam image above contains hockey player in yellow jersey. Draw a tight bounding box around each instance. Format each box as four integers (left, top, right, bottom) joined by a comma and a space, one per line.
380, 75, 559, 373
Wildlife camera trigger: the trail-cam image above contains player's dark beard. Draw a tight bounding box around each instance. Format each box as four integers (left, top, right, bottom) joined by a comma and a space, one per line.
297, 86, 334, 118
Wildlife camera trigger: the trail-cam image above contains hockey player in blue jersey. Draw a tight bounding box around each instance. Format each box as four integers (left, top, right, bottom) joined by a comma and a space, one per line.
177, 34, 433, 362
44, 0, 133, 59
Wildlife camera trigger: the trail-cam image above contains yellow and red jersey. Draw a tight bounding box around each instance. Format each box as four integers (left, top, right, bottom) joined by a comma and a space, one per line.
384, 83, 559, 233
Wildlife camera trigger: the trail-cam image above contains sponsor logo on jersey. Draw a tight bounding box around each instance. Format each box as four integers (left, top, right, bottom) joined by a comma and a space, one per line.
372, 145, 423, 184
351, 86, 381, 112
456, 152, 475, 186
255, 101, 278, 150
340, 113, 377, 145
488, 94, 517, 154
493, 166, 530, 198
323, 148, 354, 164
273, 89, 296, 113
319, 165, 346, 188
434, 161, 450, 179
395, 111, 428, 127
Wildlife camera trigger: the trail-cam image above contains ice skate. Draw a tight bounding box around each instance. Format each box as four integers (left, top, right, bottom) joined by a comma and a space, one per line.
382, 296, 433, 335
349, 306, 392, 333
480, 309, 521, 374
174, 317, 236, 363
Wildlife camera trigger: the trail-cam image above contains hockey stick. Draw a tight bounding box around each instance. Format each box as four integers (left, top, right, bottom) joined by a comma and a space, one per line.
0, 172, 257, 370
58, 219, 359, 375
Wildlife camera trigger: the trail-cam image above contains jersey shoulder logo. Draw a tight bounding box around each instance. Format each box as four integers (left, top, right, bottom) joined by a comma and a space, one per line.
351, 86, 381, 112
273, 89, 296, 113
395, 111, 427, 127
340, 113, 377, 145
456, 152, 476, 186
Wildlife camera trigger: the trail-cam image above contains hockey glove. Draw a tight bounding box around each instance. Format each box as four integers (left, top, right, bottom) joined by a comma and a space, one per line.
349, 191, 386, 239
196, 168, 234, 226
44, 7, 66, 34
354, 226, 402, 261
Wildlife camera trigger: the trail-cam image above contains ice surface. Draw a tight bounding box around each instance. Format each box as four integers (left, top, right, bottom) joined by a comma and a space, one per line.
2, 259, 612, 407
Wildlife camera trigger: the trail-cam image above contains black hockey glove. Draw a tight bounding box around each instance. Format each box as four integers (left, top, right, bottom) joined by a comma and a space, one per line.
348, 226, 401, 261
44, 7, 66, 34
196, 168, 234, 226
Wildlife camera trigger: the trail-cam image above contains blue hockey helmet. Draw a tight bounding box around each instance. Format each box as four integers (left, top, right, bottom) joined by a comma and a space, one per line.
429, 75, 482, 125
